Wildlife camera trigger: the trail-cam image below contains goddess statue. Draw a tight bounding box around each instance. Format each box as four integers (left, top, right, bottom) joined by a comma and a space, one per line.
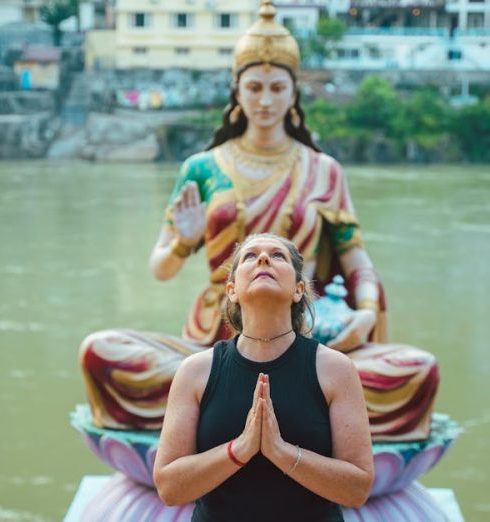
79, 1, 438, 442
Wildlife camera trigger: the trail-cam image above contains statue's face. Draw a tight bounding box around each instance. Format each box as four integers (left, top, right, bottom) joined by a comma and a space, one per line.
236, 64, 295, 130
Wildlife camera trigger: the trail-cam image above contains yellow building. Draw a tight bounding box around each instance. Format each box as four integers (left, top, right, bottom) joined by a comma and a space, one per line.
110, 0, 260, 70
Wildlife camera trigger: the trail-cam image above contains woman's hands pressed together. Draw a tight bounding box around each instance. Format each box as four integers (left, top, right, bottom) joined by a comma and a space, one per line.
233, 373, 286, 466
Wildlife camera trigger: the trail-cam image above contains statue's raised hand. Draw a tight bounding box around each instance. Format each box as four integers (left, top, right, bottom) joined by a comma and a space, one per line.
173, 181, 206, 247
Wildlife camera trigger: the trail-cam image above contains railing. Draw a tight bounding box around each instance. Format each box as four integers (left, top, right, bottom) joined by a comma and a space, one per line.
346, 27, 449, 36
455, 28, 490, 37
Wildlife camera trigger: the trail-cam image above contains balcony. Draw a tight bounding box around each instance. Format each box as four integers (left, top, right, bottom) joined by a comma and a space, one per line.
346, 27, 449, 36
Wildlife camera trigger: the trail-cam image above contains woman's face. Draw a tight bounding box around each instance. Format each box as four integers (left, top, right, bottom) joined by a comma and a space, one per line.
227, 236, 304, 306
236, 65, 295, 131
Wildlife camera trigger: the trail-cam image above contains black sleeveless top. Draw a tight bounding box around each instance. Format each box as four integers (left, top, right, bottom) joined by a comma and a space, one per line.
192, 334, 344, 522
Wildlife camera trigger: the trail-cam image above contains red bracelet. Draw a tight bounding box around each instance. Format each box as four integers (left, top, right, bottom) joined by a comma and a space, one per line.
227, 439, 246, 467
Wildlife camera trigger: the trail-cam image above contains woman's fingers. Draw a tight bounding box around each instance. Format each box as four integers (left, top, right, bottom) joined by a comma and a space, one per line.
252, 373, 264, 409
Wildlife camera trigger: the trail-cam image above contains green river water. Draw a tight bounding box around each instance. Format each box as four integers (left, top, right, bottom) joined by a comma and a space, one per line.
0, 161, 489, 521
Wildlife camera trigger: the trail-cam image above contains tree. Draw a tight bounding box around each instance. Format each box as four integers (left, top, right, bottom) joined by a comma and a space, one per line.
293, 13, 346, 67
347, 75, 402, 134
451, 98, 490, 162
40, 0, 78, 46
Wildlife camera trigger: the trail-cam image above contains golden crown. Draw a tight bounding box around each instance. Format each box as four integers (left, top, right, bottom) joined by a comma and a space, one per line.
233, 0, 300, 77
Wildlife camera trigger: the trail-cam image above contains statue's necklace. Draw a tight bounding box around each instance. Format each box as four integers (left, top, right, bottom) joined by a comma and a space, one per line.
241, 329, 293, 343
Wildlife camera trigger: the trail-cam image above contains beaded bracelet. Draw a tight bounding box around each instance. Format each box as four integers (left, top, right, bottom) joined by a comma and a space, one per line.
285, 445, 302, 476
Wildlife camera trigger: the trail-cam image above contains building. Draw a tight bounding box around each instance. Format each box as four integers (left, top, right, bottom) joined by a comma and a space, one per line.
13, 46, 61, 90
274, 0, 490, 72
108, 0, 259, 70
0, 0, 44, 25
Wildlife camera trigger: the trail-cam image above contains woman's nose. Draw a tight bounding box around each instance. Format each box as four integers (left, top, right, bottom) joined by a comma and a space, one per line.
257, 252, 271, 264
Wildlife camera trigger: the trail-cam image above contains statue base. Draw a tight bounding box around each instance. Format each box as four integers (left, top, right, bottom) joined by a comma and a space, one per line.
64, 474, 465, 522
70, 404, 461, 498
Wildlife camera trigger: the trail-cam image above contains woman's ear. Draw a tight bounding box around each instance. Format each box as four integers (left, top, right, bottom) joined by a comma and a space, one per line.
293, 280, 305, 303
226, 281, 238, 304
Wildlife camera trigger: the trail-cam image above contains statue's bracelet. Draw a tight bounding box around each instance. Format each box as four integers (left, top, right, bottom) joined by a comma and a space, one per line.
357, 298, 379, 312
170, 237, 196, 258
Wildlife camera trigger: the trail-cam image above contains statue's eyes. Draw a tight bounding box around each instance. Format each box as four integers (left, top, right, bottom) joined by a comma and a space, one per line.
247, 83, 261, 93
271, 83, 286, 93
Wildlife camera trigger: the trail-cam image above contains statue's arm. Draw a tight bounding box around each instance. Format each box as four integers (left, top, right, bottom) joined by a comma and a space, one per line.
149, 168, 206, 281
338, 246, 379, 309
328, 247, 378, 352
149, 225, 189, 281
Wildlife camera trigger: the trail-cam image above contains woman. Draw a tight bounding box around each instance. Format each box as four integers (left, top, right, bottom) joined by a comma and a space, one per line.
153, 233, 374, 521
79, 0, 438, 441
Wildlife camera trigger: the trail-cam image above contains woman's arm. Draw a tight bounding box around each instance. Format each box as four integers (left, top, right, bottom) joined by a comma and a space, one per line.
153, 355, 264, 506
261, 347, 374, 508
149, 181, 206, 281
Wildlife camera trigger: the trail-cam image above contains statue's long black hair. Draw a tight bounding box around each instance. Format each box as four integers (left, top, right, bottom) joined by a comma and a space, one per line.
205, 63, 321, 152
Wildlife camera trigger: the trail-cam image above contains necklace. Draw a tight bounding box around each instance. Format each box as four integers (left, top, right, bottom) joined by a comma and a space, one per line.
241, 329, 294, 343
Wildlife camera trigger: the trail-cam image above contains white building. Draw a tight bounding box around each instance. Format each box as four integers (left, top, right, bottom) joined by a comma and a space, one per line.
0, 0, 43, 25
275, 0, 490, 72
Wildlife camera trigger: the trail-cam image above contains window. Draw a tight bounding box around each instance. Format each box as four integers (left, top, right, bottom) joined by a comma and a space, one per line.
218, 47, 233, 55
337, 49, 360, 59
217, 13, 237, 28
133, 47, 148, 54
467, 12, 484, 28
173, 13, 192, 28
175, 47, 190, 55
130, 12, 151, 28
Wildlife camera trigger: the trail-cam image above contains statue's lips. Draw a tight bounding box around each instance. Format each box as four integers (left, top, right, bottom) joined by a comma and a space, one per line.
256, 111, 273, 117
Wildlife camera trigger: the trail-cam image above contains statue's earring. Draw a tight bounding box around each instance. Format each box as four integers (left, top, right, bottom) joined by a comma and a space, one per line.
290, 107, 300, 128
229, 104, 242, 124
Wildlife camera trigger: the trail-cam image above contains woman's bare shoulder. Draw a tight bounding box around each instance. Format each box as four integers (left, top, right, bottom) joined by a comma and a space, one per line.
173, 349, 215, 401
315, 343, 358, 402
177, 349, 214, 379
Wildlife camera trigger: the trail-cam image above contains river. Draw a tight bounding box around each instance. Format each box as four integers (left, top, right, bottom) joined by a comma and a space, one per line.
0, 161, 489, 521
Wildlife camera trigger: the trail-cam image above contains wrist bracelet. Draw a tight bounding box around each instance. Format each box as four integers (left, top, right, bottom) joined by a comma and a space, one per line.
357, 298, 379, 312
285, 445, 302, 476
170, 237, 194, 259
227, 439, 246, 467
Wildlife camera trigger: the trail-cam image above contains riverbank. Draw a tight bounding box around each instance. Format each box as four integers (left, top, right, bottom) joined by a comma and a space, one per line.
1, 70, 488, 163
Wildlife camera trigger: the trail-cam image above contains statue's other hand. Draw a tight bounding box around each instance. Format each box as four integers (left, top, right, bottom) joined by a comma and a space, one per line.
328, 309, 376, 352
173, 181, 206, 246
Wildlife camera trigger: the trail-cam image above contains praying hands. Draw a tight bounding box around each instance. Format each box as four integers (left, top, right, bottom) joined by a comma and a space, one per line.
232, 373, 292, 471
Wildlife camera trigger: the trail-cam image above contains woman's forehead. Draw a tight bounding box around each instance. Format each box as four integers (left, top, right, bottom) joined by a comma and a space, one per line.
243, 237, 288, 252
240, 65, 291, 84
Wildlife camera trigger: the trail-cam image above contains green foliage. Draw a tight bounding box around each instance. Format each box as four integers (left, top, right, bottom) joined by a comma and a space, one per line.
300, 76, 489, 162
294, 14, 346, 65
40, 0, 78, 45
303, 98, 348, 141
316, 15, 346, 42
347, 75, 401, 134
451, 98, 490, 162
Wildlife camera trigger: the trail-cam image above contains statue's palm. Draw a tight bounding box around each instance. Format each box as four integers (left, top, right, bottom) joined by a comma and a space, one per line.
173, 181, 206, 245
